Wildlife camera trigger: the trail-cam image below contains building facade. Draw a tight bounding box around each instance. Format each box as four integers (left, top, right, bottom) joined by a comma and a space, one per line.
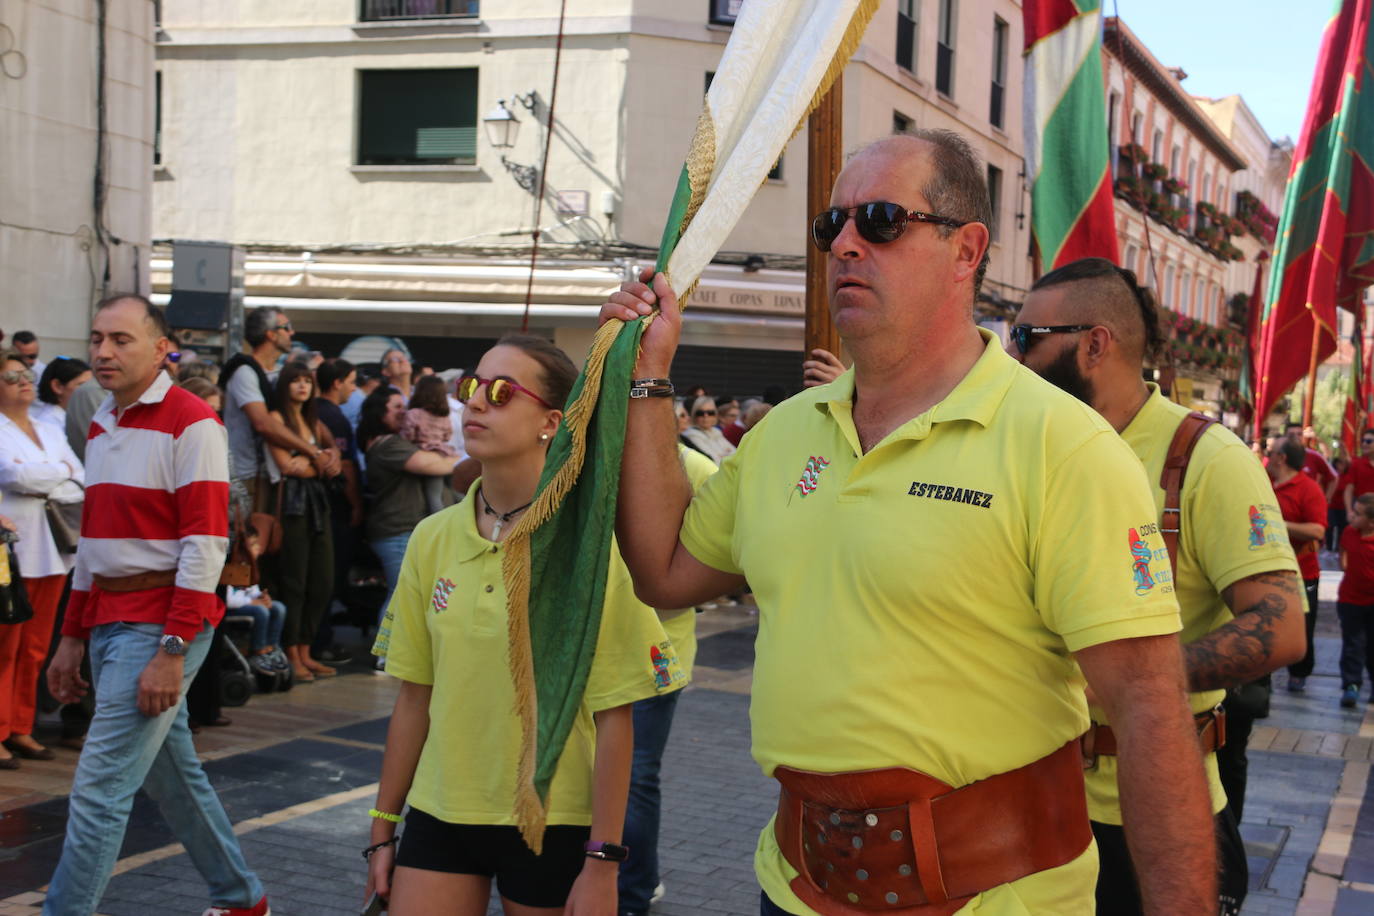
1104, 16, 1282, 423
0, 0, 156, 357
150, 0, 1031, 391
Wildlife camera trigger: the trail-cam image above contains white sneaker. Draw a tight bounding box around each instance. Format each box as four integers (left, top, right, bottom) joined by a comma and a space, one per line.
650, 883, 666, 904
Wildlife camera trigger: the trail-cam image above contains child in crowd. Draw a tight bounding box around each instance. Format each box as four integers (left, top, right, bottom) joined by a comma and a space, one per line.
401, 375, 458, 513
1337, 493, 1374, 707
225, 583, 288, 676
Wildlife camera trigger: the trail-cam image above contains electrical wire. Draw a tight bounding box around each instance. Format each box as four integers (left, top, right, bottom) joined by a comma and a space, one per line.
520, 0, 569, 332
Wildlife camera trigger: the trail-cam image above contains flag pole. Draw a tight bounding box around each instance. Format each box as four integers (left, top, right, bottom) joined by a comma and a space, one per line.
805, 76, 843, 362
1302, 315, 1322, 427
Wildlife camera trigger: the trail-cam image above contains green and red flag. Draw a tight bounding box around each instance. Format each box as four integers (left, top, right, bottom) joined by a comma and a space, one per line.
1253, 0, 1374, 435
1341, 308, 1368, 455
495, 0, 880, 852
1023, 0, 1120, 270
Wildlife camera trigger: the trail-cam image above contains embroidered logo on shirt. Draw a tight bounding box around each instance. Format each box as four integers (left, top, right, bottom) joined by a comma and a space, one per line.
430, 577, 456, 613
793, 456, 831, 498
1248, 505, 1268, 550
650, 644, 674, 689
1128, 527, 1156, 595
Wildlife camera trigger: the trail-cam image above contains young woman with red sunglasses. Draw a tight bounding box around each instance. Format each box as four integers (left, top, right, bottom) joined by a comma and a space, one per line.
365, 335, 682, 916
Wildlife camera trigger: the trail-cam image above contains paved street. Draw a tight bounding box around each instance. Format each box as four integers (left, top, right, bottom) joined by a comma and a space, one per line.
2, 589, 1374, 915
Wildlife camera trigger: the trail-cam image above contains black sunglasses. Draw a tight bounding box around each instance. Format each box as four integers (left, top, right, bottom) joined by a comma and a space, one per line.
694, 409, 717, 417
1009, 324, 1094, 356
811, 201, 968, 252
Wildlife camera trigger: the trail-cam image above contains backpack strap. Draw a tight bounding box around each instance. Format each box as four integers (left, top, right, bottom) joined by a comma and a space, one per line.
1159, 411, 1219, 578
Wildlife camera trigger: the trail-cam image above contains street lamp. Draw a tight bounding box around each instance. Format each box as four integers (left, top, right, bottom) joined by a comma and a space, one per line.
482, 100, 520, 149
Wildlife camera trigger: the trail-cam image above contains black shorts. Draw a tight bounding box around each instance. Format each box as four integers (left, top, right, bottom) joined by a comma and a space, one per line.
394, 807, 591, 907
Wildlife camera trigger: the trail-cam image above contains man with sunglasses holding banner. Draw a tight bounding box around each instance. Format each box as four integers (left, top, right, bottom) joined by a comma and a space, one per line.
1009, 257, 1304, 916
601, 131, 1215, 915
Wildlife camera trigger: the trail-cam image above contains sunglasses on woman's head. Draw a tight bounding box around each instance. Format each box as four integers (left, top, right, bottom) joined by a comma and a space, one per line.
455, 374, 554, 409
811, 201, 969, 252
0, 368, 36, 385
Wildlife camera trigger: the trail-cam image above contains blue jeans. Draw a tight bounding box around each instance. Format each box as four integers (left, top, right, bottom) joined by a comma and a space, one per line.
44, 622, 263, 915
237, 600, 285, 652
1337, 601, 1374, 688
371, 532, 412, 642
618, 689, 682, 913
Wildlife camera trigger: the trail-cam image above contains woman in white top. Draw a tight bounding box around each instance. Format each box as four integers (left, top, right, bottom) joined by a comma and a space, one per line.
0, 349, 84, 768
29, 358, 93, 432
677, 396, 736, 465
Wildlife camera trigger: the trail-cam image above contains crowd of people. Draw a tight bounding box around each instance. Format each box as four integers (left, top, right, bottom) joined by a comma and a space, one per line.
0, 126, 1365, 916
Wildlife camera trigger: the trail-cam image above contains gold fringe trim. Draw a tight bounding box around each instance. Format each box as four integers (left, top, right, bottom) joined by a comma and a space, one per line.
503, 315, 624, 853
795, 0, 882, 145
685, 104, 715, 232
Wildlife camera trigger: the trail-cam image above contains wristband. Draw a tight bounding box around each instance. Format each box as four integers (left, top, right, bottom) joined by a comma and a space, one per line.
369, 808, 403, 823
362, 837, 398, 860
583, 840, 630, 862
630, 378, 672, 388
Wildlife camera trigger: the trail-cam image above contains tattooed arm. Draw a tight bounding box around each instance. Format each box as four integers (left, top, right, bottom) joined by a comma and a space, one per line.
1183, 570, 1306, 692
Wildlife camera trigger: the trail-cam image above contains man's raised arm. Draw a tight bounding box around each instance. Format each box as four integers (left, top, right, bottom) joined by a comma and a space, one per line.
600, 270, 745, 609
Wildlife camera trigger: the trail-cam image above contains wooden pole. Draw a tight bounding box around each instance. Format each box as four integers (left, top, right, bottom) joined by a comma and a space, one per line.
1302, 314, 1322, 427
805, 76, 843, 360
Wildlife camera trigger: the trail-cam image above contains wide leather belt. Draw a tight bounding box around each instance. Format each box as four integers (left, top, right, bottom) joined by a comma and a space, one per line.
92, 570, 178, 592
773, 738, 1092, 915
1084, 704, 1226, 760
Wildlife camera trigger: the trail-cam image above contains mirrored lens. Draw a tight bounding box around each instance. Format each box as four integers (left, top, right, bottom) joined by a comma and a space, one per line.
857, 202, 907, 242
486, 378, 513, 406
456, 375, 479, 402
811, 209, 845, 251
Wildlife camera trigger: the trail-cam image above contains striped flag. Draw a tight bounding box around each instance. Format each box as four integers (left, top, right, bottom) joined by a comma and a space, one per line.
1023, 0, 1121, 270
1253, 0, 1374, 430
498, 0, 880, 851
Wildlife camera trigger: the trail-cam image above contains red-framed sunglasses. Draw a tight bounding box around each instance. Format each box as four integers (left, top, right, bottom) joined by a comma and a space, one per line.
455, 374, 555, 409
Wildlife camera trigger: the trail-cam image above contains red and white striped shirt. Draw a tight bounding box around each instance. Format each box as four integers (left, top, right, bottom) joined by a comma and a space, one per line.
62, 371, 230, 641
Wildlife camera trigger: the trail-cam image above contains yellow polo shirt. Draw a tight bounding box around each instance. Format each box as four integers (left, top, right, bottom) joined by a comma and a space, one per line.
1086, 385, 1299, 824
680, 330, 1182, 915
384, 488, 685, 826
660, 445, 723, 678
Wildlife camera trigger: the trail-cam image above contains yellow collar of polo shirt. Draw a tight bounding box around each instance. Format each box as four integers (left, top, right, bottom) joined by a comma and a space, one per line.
815, 327, 1018, 444
455, 478, 503, 562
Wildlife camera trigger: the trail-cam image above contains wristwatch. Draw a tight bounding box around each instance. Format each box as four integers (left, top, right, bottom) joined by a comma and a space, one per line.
583, 841, 630, 862
159, 634, 188, 656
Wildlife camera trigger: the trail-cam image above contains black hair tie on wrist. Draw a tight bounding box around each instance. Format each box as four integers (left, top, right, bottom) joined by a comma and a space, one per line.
362, 837, 399, 860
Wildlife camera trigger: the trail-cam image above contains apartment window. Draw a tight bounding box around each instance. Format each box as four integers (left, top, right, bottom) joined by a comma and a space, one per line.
936, 0, 956, 97
1170, 145, 1180, 178
1124, 244, 1138, 273
986, 164, 1002, 243
896, 0, 918, 73
893, 111, 913, 135
1187, 160, 1196, 193
1181, 271, 1191, 315
1197, 278, 1207, 323
154, 71, 163, 166
1163, 263, 1175, 307
1107, 91, 1120, 145
1131, 111, 1143, 145
990, 17, 1008, 129
357, 69, 478, 165
1201, 173, 1211, 203
1151, 128, 1163, 163
359, 0, 479, 21
709, 0, 742, 26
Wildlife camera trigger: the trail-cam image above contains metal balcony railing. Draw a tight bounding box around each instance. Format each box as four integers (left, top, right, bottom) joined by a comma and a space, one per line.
360, 0, 479, 21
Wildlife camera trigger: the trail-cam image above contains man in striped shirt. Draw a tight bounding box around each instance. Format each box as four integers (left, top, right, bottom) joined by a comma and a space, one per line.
45, 295, 268, 916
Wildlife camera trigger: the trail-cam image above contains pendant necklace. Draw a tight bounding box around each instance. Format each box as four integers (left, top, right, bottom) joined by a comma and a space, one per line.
480, 488, 532, 540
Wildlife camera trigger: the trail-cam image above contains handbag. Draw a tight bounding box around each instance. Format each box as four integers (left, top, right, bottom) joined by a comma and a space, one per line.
0, 543, 35, 626
249, 479, 285, 557
43, 482, 85, 556
220, 504, 260, 587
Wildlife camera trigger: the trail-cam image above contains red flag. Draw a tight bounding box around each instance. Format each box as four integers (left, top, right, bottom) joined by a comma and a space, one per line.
1253, 0, 1374, 436
1343, 309, 1365, 455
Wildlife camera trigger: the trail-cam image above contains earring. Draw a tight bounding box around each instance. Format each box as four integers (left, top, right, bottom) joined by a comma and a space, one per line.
540, 433, 549, 441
